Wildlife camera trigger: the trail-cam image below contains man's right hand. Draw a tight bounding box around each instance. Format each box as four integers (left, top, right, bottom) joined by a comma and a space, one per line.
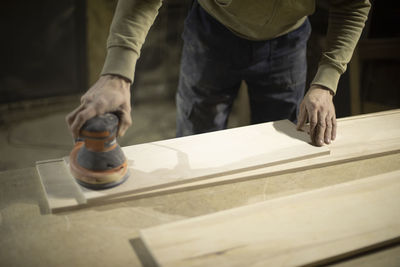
66, 74, 132, 140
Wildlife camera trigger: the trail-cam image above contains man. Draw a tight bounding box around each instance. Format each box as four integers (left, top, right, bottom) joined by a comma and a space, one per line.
67, 0, 371, 146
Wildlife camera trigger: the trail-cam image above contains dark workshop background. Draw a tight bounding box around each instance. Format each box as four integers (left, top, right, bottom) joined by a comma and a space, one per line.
1, 0, 400, 118
0, 0, 399, 170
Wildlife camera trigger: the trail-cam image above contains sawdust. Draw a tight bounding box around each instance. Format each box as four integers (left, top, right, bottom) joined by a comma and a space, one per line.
64, 215, 71, 231
129, 206, 186, 223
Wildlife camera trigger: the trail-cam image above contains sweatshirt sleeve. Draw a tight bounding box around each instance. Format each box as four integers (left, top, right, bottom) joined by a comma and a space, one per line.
101, 0, 163, 83
311, 0, 371, 94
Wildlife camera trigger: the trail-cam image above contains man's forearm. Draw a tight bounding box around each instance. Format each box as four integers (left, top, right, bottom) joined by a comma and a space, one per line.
101, 0, 163, 83
311, 0, 371, 94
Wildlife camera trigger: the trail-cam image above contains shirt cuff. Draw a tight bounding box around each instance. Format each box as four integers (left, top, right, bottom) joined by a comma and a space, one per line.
101, 46, 139, 83
311, 64, 342, 95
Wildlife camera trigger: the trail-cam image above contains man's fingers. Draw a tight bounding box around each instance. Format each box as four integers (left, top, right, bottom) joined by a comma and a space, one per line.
300, 86, 336, 146
331, 116, 337, 141
313, 113, 326, 147
324, 116, 332, 144
308, 110, 318, 143
117, 109, 132, 137
92, 96, 110, 115
296, 105, 307, 131
70, 105, 97, 139
66, 104, 85, 127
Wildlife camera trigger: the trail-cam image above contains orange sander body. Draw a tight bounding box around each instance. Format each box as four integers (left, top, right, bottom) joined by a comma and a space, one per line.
69, 113, 129, 190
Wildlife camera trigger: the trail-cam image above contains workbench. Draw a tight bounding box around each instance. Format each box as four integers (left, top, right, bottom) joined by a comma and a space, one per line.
1, 152, 400, 266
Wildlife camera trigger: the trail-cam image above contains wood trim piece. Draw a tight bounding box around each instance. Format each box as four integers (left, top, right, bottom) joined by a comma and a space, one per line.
139, 170, 400, 267
38, 119, 329, 212
79, 120, 328, 200
94, 109, 400, 204
38, 110, 400, 212
36, 159, 86, 212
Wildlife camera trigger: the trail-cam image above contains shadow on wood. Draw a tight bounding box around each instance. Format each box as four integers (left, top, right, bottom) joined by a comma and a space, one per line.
130, 238, 158, 267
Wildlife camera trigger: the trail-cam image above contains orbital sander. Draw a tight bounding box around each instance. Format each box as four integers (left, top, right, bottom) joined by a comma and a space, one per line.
69, 113, 129, 190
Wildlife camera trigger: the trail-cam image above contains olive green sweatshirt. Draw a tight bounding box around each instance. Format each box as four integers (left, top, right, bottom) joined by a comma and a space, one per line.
101, 0, 371, 94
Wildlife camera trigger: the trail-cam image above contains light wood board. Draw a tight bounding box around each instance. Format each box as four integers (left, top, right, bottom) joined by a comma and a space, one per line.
83, 120, 328, 196
94, 109, 400, 203
38, 110, 400, 212
37, 119, 329, 212
36, 159, 86, 211
139, 170, 400, 267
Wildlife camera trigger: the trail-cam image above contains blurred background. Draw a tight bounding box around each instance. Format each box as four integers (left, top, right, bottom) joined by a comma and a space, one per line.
0, 0, 399, 171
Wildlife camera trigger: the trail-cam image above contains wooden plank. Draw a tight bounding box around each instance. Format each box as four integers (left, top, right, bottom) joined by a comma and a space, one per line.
38, 110, 400, 212
38, 119, 328, 212
36, 159, 86, 211
139, 170, 400, 267
81, 120, 327, 197
97, 109, 400, 203
329, 243, 400, 267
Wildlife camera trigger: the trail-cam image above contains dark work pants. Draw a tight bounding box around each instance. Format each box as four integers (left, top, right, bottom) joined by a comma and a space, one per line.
176, 1, 311, 137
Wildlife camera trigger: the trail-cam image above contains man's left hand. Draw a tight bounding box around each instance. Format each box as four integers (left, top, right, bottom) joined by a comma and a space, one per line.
296, 85, 337, 146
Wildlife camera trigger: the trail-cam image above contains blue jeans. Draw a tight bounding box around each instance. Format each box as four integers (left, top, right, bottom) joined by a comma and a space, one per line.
176, 1, 311, 137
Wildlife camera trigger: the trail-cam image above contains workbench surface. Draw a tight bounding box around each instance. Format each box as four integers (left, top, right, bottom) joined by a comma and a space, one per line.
1, 153, 400, 267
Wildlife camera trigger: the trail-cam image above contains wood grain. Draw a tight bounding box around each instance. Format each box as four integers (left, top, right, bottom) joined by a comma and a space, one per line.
73, 120, 328, 201
36, 159, 86, 211
139, 170, 400, 267
92, 109, 400, 203
38, 110, 400, 212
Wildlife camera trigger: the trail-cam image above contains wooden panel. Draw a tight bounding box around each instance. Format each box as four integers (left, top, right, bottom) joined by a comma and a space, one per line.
37, 119, 328, 212
139, 170, 400, 267
330, 244, 400, 267
36, 159, 86, 211
101, 109, 400, 202
37, 110, 400, 212
80, 120, 328, 197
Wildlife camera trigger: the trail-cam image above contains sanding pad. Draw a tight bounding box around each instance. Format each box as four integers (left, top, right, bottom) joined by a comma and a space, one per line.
69, 141, 130, 190
68, 113, 130, 190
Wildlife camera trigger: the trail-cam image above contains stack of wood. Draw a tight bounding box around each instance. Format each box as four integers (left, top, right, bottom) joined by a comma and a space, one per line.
37, 109, 400, 266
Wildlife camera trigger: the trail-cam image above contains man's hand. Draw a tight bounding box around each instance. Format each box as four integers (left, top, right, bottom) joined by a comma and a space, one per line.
66, 75, 132, 140
296, 85, 337, 146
